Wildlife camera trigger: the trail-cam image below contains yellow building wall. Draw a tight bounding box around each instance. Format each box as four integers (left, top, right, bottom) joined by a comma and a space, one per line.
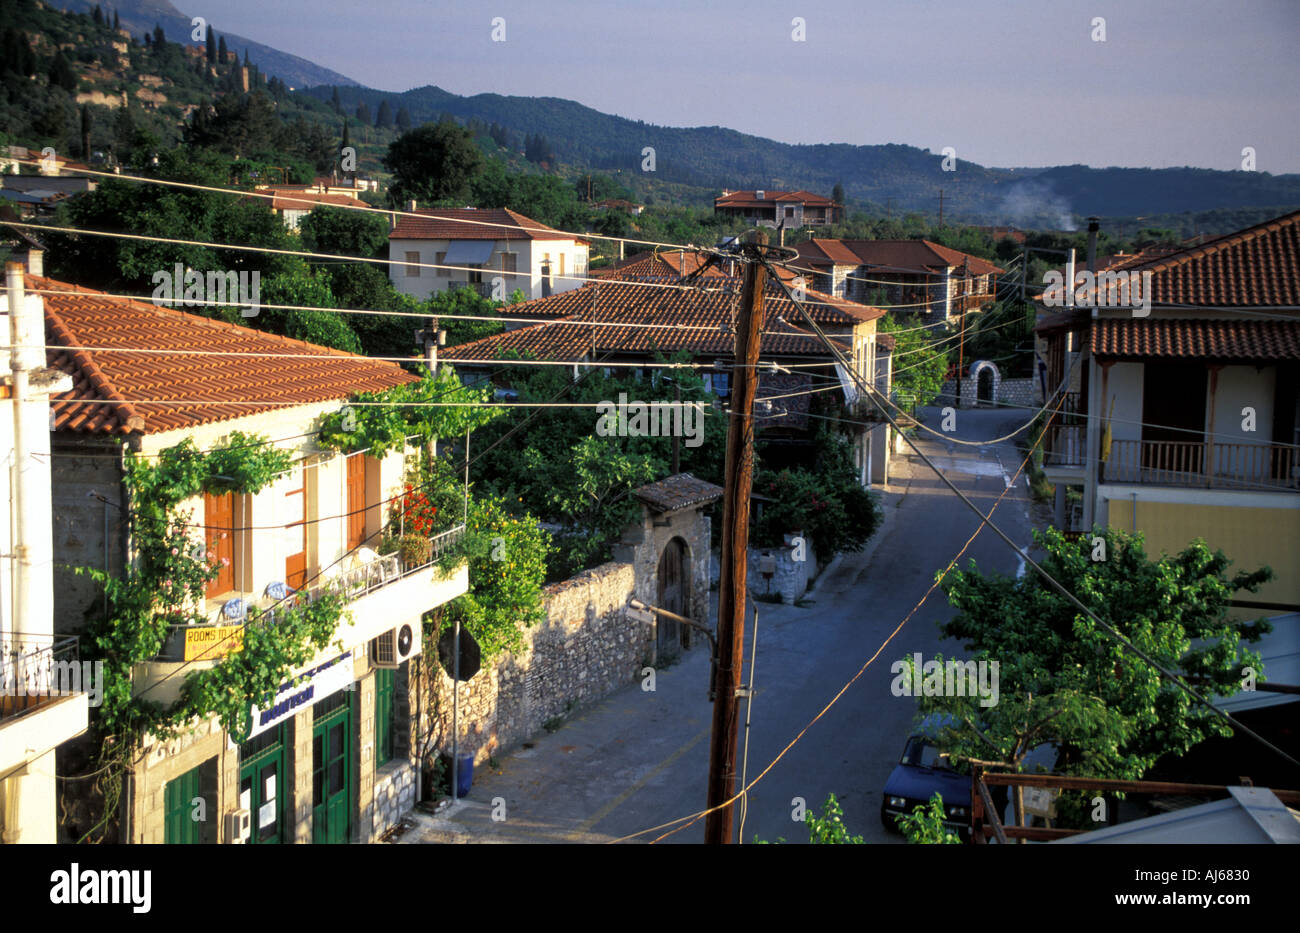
1106, 499, 1300, 610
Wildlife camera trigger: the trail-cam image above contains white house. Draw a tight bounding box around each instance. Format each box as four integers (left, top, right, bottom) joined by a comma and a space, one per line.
389, 207, 589, 302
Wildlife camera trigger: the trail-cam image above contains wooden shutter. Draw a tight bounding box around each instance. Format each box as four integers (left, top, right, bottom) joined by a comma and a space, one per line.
204, 492, 235, 598
346, 454, 367, 552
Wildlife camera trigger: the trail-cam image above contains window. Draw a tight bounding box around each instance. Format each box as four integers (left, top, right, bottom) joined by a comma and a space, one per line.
404, 251, 420, 277
500, 252, 517, 275
374, 667, 395, 768
434, 251, 446, 277
785, 206, 795, 219
558, 253, 565, 277
283, 468, 307, 590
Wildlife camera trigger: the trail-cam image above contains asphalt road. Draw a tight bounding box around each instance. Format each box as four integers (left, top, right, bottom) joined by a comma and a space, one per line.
405, 405, 1043, 844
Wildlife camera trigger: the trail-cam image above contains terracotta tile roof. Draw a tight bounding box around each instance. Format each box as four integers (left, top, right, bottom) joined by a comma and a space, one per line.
794, 238, 861, 267
445, 275, 863, 363
1091, 318, 1300, 360
715, 189, 837, 208
265, 187, 363, 211
634, 473, 724, 512
589, 250, 725, 279
390, 207, 580, 242
794, 238, 1001, 277
31, 276, 417, 436
1103, 210, 1300, 307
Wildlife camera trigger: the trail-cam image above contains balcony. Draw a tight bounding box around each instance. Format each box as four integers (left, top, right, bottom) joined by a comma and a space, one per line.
134, 524, 469, 705
0, 636, 89, 778
1104, 440, 1300, 490
446, 281, 494, 298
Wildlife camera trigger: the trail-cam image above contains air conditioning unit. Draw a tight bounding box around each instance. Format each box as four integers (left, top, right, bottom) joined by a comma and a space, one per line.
372, 621, 419, 669
226, 808, 251, 844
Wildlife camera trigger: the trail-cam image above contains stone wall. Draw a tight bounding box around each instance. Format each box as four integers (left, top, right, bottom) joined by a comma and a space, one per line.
619, 505, 712, 655
940, 374, 1039, 409
50, 441, 128, 637
746, 537, 820, 604
426, 561, 650, 767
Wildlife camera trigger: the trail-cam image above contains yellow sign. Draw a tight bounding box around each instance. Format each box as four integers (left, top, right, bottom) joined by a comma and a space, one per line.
184, 625, 245, 661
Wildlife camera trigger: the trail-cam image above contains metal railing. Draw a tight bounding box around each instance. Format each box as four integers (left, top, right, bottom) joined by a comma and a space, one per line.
155, 523, 468, 662
1, 635, 82, 718
446, 281, 493, 298
1105, 439, 1300, 489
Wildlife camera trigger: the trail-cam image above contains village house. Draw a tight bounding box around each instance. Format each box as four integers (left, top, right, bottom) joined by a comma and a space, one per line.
714, 189, 840, 229
388, 207, 589, 302
442, 264, 896, 487
256, 183, 365, 232
793, 237, 1003, 324
1035, 211, 1300, 697
23, 256, 468, 844
1, 257, 88, 844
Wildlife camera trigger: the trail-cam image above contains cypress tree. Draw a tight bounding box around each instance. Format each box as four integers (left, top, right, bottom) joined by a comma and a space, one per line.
206, 25, 216, 63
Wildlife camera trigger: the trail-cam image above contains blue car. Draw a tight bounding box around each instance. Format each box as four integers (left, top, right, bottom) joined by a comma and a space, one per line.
881, 714, 1001, 837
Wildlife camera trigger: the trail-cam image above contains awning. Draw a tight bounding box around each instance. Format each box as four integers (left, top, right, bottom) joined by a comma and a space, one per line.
834, 361, 859, 404
443, 240, 496, 266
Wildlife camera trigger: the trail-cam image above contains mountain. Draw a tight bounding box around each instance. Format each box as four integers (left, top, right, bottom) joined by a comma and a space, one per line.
46, 0, 359, 89
303, 85, 1300, 228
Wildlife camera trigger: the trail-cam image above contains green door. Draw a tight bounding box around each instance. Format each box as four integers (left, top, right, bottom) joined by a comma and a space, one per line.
239, 724, 286, 844
164, 766, 203, 844
312, 690, 355, 844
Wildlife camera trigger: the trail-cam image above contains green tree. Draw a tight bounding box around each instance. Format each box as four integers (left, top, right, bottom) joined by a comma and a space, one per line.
48, 51, 77, 91
877, 311, 949, 409
930, 526, 1272, 824
205, 24, 216, 63
385, 122, 485, 205
375, 99, 393, 129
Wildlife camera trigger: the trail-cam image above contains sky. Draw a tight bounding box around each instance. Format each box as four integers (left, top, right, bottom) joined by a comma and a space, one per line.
197, 0, 1300, 173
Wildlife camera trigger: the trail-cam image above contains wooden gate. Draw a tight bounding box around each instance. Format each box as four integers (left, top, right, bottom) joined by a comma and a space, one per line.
656, 538, 689, 656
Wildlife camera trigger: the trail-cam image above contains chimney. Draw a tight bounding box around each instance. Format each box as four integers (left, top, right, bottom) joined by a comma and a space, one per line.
1086, 217, 1099, 274
756, 190, 765, 200
26, 249, 43, 278
406, 199, 417, 213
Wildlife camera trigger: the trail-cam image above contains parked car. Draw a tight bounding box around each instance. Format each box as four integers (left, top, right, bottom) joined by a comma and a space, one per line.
881, 714, 980, 837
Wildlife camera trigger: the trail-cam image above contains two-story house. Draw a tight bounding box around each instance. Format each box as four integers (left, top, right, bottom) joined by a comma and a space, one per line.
388, 207, 589, 302
793, 237, 1002, 323
714, 189, 840, 228
30, 263, 469, 844
257, 184, 365, 232
1, 256, 87, 844
443, 266, 895, 486
1036, 211, 1299, 667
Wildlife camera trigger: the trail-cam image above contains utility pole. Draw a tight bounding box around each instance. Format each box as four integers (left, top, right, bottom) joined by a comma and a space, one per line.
418, 316, 442, 463
705, 232, 766, 845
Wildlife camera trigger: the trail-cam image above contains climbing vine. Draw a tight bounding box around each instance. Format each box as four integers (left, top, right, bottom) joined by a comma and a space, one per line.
78, 432, 348, 742
317, 366, 503, 457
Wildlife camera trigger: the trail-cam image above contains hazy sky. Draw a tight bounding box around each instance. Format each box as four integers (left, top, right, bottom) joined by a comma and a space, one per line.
200, 0, 1300, 173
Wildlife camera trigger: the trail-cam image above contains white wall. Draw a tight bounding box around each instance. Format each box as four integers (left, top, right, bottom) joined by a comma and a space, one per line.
389, 238, 589, 301
1103, 362, 1145, 443
1213, 365, 1275, 445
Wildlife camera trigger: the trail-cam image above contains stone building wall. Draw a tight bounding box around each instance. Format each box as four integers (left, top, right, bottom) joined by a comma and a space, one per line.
426, 561, 650, 767
50, 441, 128, 637
746, 538, 820, 604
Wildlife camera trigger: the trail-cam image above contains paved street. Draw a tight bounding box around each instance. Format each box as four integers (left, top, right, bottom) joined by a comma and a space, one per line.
401, 406, 1043, 844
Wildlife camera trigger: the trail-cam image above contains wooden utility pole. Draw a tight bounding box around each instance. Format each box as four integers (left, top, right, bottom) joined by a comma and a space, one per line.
705, 232, 766, 844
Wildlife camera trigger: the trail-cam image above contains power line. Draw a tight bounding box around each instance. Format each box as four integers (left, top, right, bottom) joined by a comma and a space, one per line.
762, 251, 1300, 773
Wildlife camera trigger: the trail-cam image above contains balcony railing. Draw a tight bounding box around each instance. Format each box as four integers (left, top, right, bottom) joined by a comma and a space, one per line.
1105, 440, 1300, 490
0, 635, 81, 720
447, 281, 494, 298
156, 523, 467, 662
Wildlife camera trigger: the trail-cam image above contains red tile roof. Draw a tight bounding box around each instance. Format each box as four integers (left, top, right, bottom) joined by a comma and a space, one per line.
1091, 318, 1300, 361
589, 250, 725, 279
1103, 210, 1300, 307
634, 473, 724, 512
265, 187, 363, 211
32, 276, 416, 436
794, 238, 1001, 276
390, 207, 581, 242
715, 189, 837, 209
445, 275, 872, 363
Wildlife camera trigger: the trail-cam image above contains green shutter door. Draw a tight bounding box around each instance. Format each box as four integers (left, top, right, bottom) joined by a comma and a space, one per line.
238, 724, 286, 844
311, 691, 355, 844
164, 766, 202, 844
375, 668, 394, 768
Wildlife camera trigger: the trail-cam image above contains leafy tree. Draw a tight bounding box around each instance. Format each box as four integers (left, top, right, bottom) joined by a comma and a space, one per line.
385, 122, 484, 205
877, 311, 949, 409
48, 51, 77, 91
928, 526, 1273, 825
895, 793, 962, 844
152, 24, 165, 48
754, 793, 867, 844
298, 204, 390, 258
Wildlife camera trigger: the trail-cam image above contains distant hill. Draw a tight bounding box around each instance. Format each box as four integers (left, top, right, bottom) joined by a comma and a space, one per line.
46, 0, 359, 89
303, 84, 1300, 229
